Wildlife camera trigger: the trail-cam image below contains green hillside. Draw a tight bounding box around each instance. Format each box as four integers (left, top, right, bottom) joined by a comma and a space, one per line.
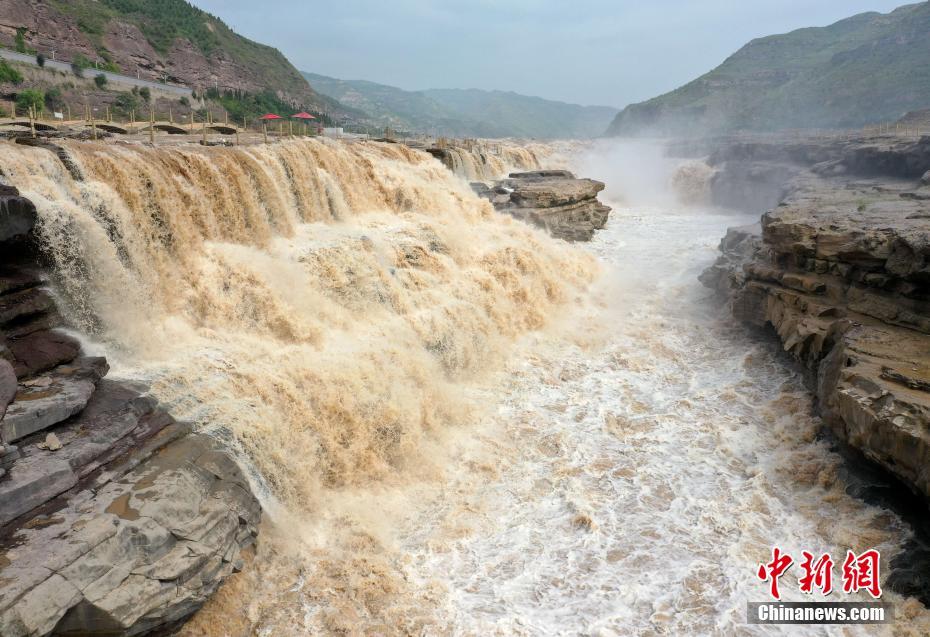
4, 0, 350, 116
303, 72, 618, 139
607, 2, 930, 136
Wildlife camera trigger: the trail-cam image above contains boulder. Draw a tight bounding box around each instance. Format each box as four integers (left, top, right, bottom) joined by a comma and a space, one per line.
482, 171, 612, 242
0, 433, 260, 637
8, 330, 81, 378
0, 357, 108, 444
0, 185, 37, 244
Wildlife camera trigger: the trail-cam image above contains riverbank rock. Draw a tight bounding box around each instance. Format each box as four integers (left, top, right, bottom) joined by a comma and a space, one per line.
0, 194, 261, 635
0, 185, 37, 244
477, 170, 612, 241
703, 134, 930, 502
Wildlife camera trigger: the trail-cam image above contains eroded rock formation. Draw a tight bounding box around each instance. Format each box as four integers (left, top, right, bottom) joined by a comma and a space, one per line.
703, 135, 930, 502
476, 170, 612, 241
0, 183, 260, 636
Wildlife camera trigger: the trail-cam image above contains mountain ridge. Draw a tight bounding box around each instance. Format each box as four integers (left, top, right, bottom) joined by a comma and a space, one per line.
607, 2, 930, 136
303, 71, 618, 139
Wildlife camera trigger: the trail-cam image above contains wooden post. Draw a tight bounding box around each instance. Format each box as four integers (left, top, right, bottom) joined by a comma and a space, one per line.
149, 108, 155, 145
106, 105, 110, 122
9, 100, 14, 119
224, 111, 228, 126
202, 119, 207, 145
91, 113, 97, 141
29, 106, 35, 138
235, 129, 239, 146
169, 107, 173, 124
190, 114, 194, 133
262, 120, 267, 144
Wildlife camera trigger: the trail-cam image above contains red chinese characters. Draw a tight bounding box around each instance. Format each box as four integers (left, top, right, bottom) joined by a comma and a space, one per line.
842, 549, 882, 599
757, 547, 793, 600
756, 547, 881, 600
798, 551, 833, 595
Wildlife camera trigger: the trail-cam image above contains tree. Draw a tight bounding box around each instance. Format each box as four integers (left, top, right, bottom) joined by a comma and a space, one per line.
36, 53, 45, 68
16, 89, 45, 115
0, 60, 23, 85
94, 73, 108, 89
139, 86, 151, 102
71, 54, 92, 78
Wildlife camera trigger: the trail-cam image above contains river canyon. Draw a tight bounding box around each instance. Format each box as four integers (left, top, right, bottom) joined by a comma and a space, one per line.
0, 135, 929, 636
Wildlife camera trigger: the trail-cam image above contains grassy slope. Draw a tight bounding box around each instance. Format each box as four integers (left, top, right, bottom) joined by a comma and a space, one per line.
607, 2, 930, 135
303, 72, 618, 139
47, 0, 349, 115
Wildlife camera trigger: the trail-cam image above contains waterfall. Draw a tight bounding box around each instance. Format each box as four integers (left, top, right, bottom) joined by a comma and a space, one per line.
439, 141, 549, 181
0, 138, 596, 633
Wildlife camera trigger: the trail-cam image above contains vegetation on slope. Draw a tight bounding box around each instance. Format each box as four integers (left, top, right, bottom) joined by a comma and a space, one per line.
303, 72, 618, 139
607, 2, 930, 136
39, 0, 348, 116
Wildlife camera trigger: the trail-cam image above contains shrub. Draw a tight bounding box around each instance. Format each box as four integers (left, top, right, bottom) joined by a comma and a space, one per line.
16, 89, 45, 115
113, 91, 140, 116
94, 73, 108, 88
138, 86, 151, 102
179, 96, 189, 107
0, 60, 23, 84
44, 87, 64, 112
14, 28, 27, 54
36, 53, 45, 68
71, 54, 93, 78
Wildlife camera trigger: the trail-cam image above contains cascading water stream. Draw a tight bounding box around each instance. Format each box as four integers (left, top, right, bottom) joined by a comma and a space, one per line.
0, 137, 593, 632
1, 137, 929, 635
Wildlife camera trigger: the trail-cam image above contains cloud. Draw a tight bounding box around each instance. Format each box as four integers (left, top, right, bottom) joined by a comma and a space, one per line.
192, 0, 909, 107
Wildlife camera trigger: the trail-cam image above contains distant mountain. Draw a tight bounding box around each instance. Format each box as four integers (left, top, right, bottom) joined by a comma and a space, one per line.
303, 72, 618, 139
607, 2, 930, 136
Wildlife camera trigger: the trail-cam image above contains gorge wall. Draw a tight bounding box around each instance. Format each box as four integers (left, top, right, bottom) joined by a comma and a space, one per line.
0, 179, 261, 636
0, 137, 595, 634
701, 135, 930, 512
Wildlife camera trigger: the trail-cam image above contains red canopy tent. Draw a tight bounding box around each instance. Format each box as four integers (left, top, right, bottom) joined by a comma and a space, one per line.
258, 113, 282, 142
292, 112, 317, 136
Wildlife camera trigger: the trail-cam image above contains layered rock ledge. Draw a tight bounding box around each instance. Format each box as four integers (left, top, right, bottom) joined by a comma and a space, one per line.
474, 170, 612, 241
702, 135, 930, 504
0, 182, 260, 636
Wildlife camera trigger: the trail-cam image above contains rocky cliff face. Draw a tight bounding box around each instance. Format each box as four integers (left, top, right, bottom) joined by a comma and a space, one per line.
0, 0, 332, 110
703, 135, 930, 503
475, 170, 612, 242
0, 178, 260, 636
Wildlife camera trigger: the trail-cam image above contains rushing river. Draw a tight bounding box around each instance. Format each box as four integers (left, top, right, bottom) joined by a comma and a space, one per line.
2, 138, 928, 635
394, 200, 930, 636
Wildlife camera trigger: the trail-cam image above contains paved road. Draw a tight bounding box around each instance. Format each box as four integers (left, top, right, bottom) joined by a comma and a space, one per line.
0, 48, 193, 97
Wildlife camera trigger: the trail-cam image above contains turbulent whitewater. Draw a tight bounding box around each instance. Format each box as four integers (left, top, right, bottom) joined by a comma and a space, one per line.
2, 138, 930, 635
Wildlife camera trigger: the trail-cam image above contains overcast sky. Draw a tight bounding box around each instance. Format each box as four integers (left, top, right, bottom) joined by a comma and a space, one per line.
193, 0, 910, 108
